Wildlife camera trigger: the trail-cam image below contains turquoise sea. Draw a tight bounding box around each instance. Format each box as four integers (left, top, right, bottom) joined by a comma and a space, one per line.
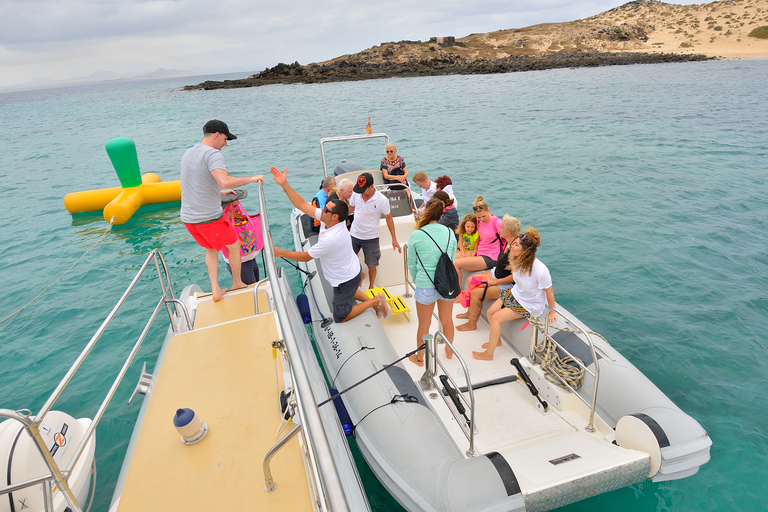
1, 59, 766, 511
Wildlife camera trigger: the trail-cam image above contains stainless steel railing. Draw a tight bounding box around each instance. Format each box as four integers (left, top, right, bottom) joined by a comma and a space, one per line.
0, 249, 185, 512
256, 183, 359, 512
531, 307, 601, 432
418, 331, 478, 457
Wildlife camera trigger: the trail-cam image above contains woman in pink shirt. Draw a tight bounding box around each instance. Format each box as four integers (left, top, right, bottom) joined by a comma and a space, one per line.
454, 196, 505, 289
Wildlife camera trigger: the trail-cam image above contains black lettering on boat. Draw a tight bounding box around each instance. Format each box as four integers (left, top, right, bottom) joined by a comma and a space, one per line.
324, 325, 343, 359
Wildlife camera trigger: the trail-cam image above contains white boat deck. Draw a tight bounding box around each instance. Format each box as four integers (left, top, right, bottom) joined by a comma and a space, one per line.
114, 287, 318, 511
376, 283, 650, 509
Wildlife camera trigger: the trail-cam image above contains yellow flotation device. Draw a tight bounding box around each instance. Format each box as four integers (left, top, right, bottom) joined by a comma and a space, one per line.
64, 138, 181, 225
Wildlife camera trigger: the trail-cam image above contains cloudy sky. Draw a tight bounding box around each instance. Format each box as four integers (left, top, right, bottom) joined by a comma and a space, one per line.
0, 0, 689, 90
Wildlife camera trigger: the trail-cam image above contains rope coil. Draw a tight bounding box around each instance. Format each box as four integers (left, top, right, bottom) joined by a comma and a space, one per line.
527, 316, 607, 390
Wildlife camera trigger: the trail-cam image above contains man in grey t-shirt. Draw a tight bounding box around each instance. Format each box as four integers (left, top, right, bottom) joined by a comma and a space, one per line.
180, 120, 264, 301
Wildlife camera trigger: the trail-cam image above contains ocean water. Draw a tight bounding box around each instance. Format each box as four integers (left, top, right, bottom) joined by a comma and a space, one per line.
1, 59, 766, 511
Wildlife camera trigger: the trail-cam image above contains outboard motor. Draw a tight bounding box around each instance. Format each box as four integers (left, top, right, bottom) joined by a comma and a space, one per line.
0, 411, 95, 512
333, 159, 365, 176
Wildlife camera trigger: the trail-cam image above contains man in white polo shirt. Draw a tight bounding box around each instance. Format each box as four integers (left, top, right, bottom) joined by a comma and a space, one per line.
349, 172, 401, 291
270, 167, 388, 323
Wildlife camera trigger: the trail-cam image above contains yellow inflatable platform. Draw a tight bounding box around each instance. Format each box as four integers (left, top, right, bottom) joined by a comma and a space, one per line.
64, 138, 180, 225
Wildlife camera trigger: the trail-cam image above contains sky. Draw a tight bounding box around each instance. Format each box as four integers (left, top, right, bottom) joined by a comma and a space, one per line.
0, 0, 684, 90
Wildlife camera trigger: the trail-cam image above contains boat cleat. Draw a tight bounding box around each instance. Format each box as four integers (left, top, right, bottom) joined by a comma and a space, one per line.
128, 361, 153, 405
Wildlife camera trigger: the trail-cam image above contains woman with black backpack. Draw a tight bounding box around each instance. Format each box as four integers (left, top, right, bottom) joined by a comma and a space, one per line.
407, 199, 458, 366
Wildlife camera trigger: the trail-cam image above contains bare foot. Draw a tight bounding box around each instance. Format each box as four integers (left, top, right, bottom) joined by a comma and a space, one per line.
472, 351, 494, 361
213, 288, 229, 302
232, 280, 246, 290
456, 322, 477, 332
445, 345, 453, 359
481, 342, 489, 349
408, 354, 424, 367
456, 311, 470, 319
377, 293, 390, 319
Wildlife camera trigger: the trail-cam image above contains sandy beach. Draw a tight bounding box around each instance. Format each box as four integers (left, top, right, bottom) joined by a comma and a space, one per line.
465, 0, 768, 61
591, 0, 768, 59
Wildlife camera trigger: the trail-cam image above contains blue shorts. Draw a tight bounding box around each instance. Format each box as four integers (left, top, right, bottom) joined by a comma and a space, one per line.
415, 287, 451, 305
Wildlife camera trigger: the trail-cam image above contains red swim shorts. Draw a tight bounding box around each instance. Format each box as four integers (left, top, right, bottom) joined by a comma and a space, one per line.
185, 216, 238, 251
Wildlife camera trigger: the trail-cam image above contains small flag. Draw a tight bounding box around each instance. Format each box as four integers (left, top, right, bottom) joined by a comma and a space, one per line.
365, 115, 371, 134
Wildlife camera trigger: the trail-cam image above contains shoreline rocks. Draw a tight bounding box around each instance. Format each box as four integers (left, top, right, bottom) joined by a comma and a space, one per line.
185, 51, 711, 90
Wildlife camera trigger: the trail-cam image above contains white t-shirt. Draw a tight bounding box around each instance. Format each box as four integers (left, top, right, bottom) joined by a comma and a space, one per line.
308, 209, 361, 287
349, 191, 390, 240
420, 181, 437, 204
511, 258, 552, 317
440, 184, 459, 210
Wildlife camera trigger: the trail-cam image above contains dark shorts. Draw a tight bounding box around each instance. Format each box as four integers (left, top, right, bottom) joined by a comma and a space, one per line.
480, 255, 497, 269
351, 236, 381, 268
185, 216, 237, 251
332, 268, 363, 323
226, 258, 260, 285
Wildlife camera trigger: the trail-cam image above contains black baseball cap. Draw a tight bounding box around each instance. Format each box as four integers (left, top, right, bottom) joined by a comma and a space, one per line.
204, 119, 237, 140
353, 172, 374, 193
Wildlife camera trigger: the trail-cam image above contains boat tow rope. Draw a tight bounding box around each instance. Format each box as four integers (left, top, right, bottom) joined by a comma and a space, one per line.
331, 342, 375, 388
351, 394, 419, 436
317, 343, 425, 410
526, 316, 607, 390
0, 218, 115, 326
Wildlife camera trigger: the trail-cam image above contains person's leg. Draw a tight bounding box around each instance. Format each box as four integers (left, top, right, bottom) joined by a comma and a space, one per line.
473, 303, 522, 360
240, 259, 259, 285
436, 299, 455, 358
454, 256, 492, 291
410, 300, 436, 366
205, 248, 227, 301
362, 239, 381, 290
456, 285, 499, 330
344, 289, 382, 321
224, 239, 245, 290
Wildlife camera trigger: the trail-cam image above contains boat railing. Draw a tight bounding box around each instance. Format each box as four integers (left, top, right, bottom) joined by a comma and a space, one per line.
320, 133, 390, 177
402, 243, 414, 297
256, 183, 358, 512
418, 331, 478, 457
0, 249, 187, 512
531, 307, 601, 432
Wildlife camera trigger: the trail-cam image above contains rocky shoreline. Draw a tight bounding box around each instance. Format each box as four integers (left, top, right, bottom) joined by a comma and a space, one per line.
185, 0, 768, 91
185, 51, 711, 90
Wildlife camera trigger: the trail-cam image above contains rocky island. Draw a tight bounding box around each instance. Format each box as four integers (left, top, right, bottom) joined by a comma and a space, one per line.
186, 0, 768, 90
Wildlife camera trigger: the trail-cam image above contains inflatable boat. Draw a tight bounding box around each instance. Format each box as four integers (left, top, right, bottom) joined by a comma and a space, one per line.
2, 184, 369, 512
287, 133, 712, 512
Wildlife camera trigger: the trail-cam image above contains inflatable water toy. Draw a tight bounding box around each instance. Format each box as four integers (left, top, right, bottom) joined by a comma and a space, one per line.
64, 138, 180, 225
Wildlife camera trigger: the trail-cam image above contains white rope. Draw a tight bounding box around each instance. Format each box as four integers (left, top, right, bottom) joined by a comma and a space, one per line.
527, 316, 607, 390
0, 218, 115, 326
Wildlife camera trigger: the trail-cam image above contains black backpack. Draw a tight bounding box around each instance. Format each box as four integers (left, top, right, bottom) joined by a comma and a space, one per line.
415, 227, 460, 299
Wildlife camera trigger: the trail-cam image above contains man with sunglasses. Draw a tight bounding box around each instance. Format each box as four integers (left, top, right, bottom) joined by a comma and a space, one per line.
270, 167, 388, 322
